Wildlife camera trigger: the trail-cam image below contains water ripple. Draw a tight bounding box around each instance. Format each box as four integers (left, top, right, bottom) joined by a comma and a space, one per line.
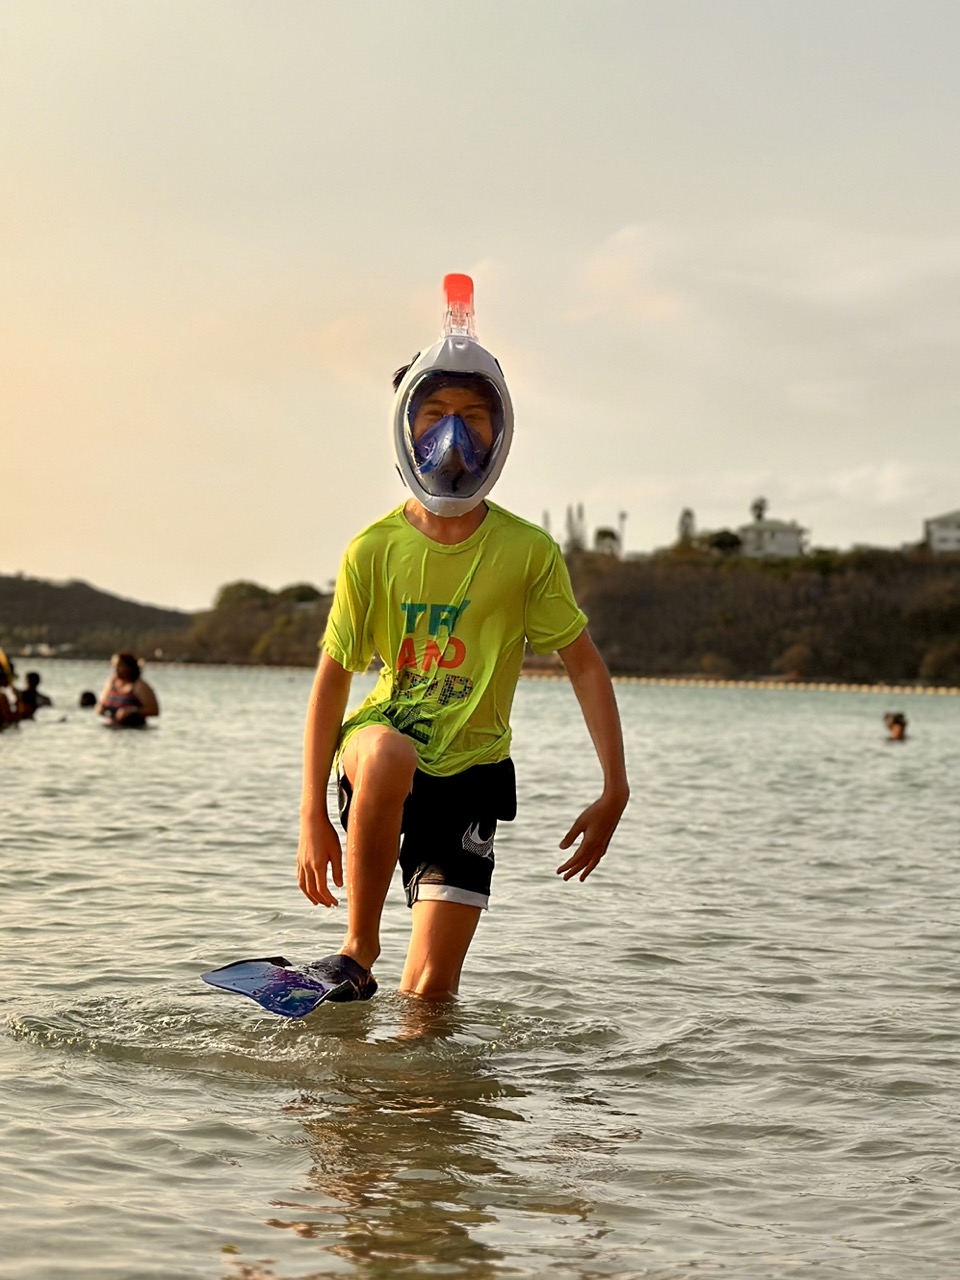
3, 663, 960, 1278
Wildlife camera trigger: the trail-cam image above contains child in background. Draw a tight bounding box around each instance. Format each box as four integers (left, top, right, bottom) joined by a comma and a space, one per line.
19, 672, 52, 719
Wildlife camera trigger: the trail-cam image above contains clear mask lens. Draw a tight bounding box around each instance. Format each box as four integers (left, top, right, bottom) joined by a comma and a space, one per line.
404, 372, 504, 499
413, 415, 490, 479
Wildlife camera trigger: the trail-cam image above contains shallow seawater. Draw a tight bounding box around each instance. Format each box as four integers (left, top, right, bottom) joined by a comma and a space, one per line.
3, 660, 959, 1279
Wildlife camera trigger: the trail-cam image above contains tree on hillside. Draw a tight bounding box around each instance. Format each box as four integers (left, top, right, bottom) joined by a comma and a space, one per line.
705, 529, 743, 556
677, 508, 696, 545
278, 583, 323, 603
594, 528, 621, 556
215, 581, 274, 608
564, 504, 587, 553
172, 579, 331, 665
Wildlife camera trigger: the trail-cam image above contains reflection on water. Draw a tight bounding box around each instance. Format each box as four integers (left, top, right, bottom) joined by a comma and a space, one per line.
285, 1005, 515, 1264
211, 995, 631, 1279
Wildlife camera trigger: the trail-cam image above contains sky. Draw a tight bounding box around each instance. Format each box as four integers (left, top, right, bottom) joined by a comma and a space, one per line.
2, 0, 958, 610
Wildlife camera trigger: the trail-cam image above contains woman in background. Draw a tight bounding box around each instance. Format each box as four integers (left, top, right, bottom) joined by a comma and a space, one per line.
97, 653, 160, 728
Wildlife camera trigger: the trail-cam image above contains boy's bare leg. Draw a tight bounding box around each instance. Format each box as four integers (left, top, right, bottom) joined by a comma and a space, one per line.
339, 725, 418, 972
400, 900, 482, 997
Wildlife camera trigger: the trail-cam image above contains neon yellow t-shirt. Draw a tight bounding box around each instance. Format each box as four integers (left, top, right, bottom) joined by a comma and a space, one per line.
322, 502, 587, 776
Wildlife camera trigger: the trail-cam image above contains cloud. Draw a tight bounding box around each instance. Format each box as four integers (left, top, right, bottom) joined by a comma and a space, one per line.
793, 461, 933, 508
311, 313, 397, 387
710, 222, 960, 309
783, 376, 870, 416
567, 225, 687, 326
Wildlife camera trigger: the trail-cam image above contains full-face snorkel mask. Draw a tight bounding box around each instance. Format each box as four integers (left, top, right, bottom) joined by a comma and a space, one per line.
393, 274, 514, 517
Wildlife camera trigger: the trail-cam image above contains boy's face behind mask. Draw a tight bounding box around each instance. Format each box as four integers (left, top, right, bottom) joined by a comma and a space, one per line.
411, 385, 496, 451
403, 375, 504, 504
412, 385, 497, 492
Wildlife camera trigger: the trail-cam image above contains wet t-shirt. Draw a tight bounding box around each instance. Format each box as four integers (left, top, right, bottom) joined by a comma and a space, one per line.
322, 502, 587, 776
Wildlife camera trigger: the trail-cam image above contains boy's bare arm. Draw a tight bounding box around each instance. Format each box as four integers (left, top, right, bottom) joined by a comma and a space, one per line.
556, 630, 630, 882
297, 652, 353, 907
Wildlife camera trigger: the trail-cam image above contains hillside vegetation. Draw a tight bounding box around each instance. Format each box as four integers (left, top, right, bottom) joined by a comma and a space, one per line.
161, 582, 332, 666
568, 547, 960, 685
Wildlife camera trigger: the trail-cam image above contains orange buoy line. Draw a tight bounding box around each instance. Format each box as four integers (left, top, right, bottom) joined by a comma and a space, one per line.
519, 669, 959, 695
569, 675, 959, 696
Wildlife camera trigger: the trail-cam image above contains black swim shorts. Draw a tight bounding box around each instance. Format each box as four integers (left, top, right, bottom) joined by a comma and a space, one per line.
337, 758, 516, 911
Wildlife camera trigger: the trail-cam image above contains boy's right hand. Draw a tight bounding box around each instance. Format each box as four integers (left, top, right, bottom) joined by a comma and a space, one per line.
297, 814, 344, 907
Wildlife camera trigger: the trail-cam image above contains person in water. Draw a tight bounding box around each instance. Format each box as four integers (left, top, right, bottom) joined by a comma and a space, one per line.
884, 711, 908, 742
97, 653, 160, 727
0, 661, 22, 729
296, 275, 629, 1000
18, 672, 53, 719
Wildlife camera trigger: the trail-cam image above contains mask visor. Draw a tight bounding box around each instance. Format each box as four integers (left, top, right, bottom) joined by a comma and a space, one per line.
403, 372, 505, 501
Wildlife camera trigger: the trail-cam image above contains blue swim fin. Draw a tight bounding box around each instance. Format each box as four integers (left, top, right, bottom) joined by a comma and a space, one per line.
200, 956, 353, 1019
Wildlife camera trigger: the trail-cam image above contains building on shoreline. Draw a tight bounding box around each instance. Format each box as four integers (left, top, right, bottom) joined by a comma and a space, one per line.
924, 510, 960, 555
737, 515, 807, 559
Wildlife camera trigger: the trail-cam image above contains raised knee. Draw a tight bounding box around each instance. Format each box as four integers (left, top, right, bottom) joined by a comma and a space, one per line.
356, 731, 417, 796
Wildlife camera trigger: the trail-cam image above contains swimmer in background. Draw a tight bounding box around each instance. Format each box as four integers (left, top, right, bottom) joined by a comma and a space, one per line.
0, 663, 21, 729
884, 711, 908, 742
97, 653, 160, 728
19, 672, 53, 719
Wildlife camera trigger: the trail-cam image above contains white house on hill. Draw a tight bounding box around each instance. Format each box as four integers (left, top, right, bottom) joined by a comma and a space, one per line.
924, 510, 960, 554
737, 516, 807, 559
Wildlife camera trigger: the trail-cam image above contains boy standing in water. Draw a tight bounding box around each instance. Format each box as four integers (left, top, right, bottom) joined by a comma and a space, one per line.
296, 276, 629, 999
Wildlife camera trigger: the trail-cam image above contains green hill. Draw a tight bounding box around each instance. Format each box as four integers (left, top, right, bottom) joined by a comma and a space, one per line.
160, 581, 333, 666
0, 573, 333, 666
0, 574, 193, 657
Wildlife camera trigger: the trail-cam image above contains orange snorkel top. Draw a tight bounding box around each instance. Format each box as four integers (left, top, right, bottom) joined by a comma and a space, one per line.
442, 273, 477, 339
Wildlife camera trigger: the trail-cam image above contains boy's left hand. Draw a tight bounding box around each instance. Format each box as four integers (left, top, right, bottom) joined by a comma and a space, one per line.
556, 787, 629, 882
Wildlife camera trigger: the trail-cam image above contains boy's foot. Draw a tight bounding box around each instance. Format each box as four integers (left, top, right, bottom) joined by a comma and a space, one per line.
304, 953, 378, 1002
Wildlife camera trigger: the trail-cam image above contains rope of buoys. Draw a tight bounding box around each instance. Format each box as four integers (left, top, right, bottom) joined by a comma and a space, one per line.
608, 678, 959, 695
520, 669, 959, 695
